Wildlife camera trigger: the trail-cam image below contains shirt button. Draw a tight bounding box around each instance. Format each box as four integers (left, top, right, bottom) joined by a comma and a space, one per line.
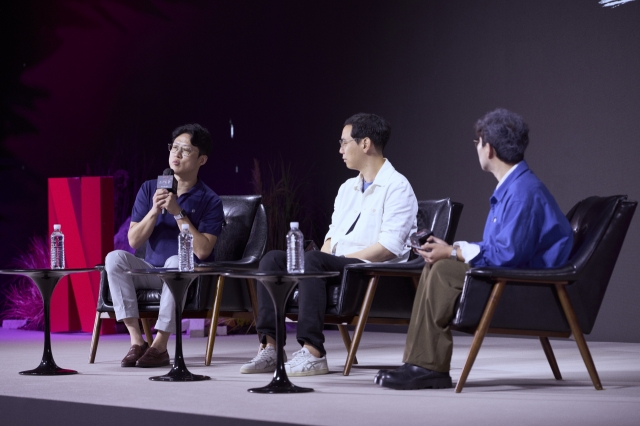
493, 217, 497, 222
372, 208, 376, 212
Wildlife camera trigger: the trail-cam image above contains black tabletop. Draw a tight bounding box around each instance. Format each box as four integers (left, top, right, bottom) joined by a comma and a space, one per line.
126, 267, 230, 276
219, 270, 340, 281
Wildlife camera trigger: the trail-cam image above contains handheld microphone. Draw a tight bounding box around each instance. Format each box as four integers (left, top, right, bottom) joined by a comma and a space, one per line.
157, 168, 177, 215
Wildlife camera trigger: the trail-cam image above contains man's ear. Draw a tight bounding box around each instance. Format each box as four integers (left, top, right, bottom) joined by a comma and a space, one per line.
199, 155, 208, 166
361, 137, 372, 153
487, 144, 496, 159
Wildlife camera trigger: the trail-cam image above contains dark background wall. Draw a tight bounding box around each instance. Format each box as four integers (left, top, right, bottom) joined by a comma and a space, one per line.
1, 0, 639, 341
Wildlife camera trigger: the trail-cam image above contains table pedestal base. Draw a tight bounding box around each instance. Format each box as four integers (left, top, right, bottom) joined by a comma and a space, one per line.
249, 377, 313, 394
20, 359, 77, 376
149, 366, 210, 382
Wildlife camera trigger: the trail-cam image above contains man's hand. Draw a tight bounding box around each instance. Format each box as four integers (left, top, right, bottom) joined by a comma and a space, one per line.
415, 236, 452, 264
154, 189, 180, 215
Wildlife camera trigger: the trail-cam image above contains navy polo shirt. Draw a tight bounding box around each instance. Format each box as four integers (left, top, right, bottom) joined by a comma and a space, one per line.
469, 161, 573, 269
131, 179, 224, 266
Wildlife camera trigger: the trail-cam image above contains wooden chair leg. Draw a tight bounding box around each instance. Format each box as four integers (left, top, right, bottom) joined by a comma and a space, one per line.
141, 319, 153, 345
89, 312, 102, 363
205, 275, 225, 366
455, 280, 506, 393
555, 284, 603, 390
343, 275, 379, 376
539, 336, 562, 380
338, 325, 357, 365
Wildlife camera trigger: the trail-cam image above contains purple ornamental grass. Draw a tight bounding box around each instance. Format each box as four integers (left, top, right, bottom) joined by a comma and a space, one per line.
0, 236, 49, 330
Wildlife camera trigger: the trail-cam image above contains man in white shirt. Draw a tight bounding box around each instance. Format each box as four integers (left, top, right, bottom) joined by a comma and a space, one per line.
240, 113, 418, 376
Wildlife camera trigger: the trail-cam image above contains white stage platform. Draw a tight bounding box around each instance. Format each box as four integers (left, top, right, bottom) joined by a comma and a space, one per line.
1, 328, 639, 426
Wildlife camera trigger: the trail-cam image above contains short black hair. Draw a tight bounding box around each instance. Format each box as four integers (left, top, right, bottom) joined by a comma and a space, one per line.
344, 113, 391, 153
171, 123, 212, 157
475, 108, 529, 164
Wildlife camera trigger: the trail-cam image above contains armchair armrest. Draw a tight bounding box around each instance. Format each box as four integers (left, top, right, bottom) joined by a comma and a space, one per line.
200, 256, 261, 272
344, 257, 425, 276
467, 264, 579, 283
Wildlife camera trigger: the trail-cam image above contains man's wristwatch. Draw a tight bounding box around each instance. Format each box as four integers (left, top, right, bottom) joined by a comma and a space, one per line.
173, 209, 187, 220
450, 245, 459, 261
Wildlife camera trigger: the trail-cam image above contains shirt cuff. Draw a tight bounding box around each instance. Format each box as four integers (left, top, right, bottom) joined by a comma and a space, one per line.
455, 241, 480, 263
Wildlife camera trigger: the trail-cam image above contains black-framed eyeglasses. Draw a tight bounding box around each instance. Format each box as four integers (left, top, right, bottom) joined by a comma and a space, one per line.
168, 143, 197, 157
338, 138, 361, 148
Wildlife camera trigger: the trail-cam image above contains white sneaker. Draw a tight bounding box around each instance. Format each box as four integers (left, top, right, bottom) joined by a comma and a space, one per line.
285, 347, 329, 377
240, 345, 285, 374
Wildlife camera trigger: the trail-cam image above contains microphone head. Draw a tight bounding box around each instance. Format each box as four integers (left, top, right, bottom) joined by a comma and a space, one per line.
158, 168, 178, 193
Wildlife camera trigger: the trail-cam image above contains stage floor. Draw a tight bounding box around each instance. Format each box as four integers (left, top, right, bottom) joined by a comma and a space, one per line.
1, 328, 639, 426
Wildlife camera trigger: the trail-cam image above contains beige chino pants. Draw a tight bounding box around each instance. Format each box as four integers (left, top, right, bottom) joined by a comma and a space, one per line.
403, 259, 470, 372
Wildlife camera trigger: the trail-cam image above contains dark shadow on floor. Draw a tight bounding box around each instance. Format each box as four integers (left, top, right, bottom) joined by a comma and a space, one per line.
0, 395, 303, 426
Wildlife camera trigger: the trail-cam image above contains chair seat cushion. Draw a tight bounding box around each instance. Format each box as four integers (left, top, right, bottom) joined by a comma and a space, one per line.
106, 284, 199, 309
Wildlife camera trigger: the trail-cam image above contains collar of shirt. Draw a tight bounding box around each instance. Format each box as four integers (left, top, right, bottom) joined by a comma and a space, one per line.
352, 158, 393, 192
495, 161, 523, 190
179, 179, 205, 200
491, 161, 528, 205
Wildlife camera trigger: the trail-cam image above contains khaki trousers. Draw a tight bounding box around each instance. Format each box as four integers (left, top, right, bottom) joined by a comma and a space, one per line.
403, 259, 470, 372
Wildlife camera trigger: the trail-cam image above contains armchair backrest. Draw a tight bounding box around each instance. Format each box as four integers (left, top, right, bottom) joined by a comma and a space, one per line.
565, 195, 636, 333
417, 198, 464, 245
214, 195, 266, 262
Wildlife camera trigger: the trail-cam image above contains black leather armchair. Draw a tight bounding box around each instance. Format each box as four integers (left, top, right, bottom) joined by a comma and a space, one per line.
89, 195, 267, 365
451, 195, 636, 392
285, 198, 464, 375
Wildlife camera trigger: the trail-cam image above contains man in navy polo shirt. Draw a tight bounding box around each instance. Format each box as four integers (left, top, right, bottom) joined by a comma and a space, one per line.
375, 108, 574, 390
104, 123, 224, 368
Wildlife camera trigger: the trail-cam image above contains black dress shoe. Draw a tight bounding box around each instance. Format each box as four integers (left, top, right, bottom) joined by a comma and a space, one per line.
374, 363, 411, 384
377, 363, 452, 390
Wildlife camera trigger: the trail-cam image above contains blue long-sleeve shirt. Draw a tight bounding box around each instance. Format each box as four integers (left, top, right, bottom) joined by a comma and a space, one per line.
469, 161, 573, 269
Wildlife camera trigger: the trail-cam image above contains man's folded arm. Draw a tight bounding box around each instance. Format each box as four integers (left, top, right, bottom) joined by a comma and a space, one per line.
376, 180, 418, 259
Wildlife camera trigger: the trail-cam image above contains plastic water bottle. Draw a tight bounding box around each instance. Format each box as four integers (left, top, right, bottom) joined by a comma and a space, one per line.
178, 224, 194, 271
50, 224, 65, 269
286, 222, 305, 273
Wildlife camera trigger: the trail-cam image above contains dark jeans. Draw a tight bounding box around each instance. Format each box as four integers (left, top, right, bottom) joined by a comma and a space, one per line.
256, 250, 364, 356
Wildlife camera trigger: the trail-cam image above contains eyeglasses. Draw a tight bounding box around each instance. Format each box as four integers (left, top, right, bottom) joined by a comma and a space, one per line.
168, 143, 197, 157
338, 138, 361, 148
473, 139, 480, 147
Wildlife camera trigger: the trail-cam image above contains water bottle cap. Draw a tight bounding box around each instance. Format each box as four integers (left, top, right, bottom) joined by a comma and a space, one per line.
53, 224, 61, 231
181, 224, 189, 231
290, 222, 299, 229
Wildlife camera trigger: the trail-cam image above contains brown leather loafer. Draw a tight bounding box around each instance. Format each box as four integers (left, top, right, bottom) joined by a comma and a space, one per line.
121, 342, 149, 367
136, 347, 171, 368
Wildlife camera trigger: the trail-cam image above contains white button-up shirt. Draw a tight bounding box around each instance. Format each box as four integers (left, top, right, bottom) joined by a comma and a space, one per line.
325, 159, 418, 262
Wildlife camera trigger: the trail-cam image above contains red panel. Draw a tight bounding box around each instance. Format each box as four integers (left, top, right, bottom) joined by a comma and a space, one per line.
49, 178, 83, 332
48, 177, 114, 333
81, 177, 114, 333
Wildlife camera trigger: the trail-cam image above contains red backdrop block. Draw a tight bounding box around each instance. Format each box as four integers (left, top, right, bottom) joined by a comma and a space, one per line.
48, 177, 114, 333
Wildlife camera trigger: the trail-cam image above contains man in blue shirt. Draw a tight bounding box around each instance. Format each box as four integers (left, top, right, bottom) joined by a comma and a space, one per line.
376, 108, 573, 390
104, 123, 224, 368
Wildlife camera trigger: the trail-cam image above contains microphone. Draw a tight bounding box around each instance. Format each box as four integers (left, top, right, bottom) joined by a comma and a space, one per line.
157, 168, 177, 215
